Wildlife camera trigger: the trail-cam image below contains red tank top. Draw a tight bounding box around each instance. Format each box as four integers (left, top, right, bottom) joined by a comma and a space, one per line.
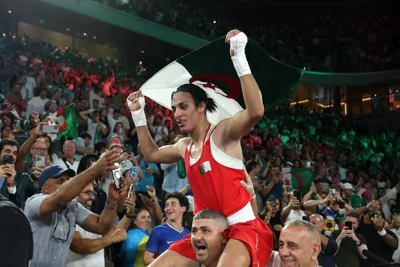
184, 124, 252, 217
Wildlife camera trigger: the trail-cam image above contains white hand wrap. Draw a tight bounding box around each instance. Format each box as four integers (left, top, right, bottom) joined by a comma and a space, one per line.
128, 97, 147, 127
230, 32, 251, 77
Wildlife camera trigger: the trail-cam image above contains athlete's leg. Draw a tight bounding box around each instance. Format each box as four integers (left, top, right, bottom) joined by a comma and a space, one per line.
217, 239, 251, 267
148, 250, 199, 267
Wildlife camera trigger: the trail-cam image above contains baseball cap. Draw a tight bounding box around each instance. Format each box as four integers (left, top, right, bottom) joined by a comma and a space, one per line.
39, 165, 76, 190
342, 182, 355, 191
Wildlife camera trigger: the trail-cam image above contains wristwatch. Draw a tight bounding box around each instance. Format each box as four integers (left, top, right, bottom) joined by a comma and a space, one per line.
125, 212, 135, 219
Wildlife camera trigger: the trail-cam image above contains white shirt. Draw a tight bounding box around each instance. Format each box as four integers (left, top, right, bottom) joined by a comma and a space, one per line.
286, 209, 306, 222
66, 225, 105, 267
53, 158, 80, 173
28, 96, 49, 108
24, 76, 36, 100
266, 251, 282, 267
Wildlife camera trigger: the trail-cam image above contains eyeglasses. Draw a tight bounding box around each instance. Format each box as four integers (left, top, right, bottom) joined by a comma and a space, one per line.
83, 190, 97, 198
52, 209, 71, 243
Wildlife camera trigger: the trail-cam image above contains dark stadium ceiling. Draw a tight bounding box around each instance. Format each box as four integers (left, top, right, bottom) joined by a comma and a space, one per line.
0, 0, 190, 69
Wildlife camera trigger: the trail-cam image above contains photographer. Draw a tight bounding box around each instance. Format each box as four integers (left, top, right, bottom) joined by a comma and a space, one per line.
332, 212, 368, 267
24, 150, 126, 267
262, 161, 283, 200
281, 189, 306, 223
0, 139, 37, 208
352, 200, 398, 266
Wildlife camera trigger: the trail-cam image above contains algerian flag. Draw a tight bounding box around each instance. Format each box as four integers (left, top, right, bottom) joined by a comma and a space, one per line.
140, 34, 304, 125
283, 168, 315, 195
56, 104, 79, 140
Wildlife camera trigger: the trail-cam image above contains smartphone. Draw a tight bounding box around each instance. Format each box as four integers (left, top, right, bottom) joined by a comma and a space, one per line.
268, 194, 277, 204
329, 188, 336, 198
294, 190, 302, 200
344, 221, 353, 230
2, 155, 13, 165
125, 144, 133, 154
35, 156, 46, 167
287, 185, 293, 193
43, 124, 59, 133
112, 163, 122, 188
130, 166, 139, 184
127, 184, 134, 198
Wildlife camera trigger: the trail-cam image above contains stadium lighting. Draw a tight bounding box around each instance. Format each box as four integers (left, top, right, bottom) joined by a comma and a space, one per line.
66, 28, 70, 31
213, 20, 216, 24
141, 50, 144, 54
83, 33, 87, 36
8, 10, 12, 14
93, 36, 96, 39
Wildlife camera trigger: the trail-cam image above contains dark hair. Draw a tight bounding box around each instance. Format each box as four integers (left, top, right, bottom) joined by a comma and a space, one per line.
346, 211, 360, 221
1, 125, 11, 132
0, 139, 19, 154
165, 192, 190, 214
80, 132, 92, 139
94, 141, 107, 154
246, 160, 260, 173
133, 207, 150, 220
172, 84, 217, 113
113, 122, 124, 133
77, 154, 99, 174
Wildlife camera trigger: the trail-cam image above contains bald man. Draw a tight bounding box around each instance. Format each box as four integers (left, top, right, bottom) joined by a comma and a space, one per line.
267, 219, 322, 267
310, 214, 338, 267
191, 210, 229, 267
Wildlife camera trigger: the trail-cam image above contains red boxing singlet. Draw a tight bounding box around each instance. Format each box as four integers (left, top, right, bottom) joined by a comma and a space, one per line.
170, 124, 274, 266
184, 124, 251, 217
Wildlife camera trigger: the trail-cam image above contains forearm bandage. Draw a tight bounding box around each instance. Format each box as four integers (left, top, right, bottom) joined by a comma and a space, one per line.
230, 32, 251, 77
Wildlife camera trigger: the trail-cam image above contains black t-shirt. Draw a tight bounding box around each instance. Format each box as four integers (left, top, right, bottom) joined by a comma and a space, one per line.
357, 215, 398, 266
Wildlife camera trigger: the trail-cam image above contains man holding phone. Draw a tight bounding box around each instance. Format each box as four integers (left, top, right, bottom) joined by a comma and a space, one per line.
24, 150, 127, 267
0, 139, 37, 208
332, 212, 368, 267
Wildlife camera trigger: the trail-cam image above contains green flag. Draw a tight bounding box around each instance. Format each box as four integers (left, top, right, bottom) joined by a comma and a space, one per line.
140, 34, 304, 125
57, 104, 78, 140
284, 168, 315, 195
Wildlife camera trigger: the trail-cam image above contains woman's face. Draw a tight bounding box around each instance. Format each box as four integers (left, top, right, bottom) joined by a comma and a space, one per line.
115, 123, 123, 132
100, 109, 107, 117
294, 160, 301, 168
135, 210, 152, 231
272, 198, 281, 213
3, 116, 12, 126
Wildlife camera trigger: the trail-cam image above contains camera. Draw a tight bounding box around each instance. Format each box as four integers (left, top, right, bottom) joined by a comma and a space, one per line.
112, 163, 122, 189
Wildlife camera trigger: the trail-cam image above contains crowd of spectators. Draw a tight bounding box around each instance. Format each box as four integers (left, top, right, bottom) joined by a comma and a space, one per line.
1, 13, 400, 267
100, 0, 400, 72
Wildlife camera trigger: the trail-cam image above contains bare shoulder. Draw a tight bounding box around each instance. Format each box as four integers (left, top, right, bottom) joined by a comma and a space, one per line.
175, 137, 192, 157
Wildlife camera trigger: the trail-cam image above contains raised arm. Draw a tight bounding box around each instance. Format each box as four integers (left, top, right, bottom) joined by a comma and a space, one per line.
39, 150, 122, 216
128, 93, 188, 164
16, 121, 43, 172
217, 30, 264, 142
